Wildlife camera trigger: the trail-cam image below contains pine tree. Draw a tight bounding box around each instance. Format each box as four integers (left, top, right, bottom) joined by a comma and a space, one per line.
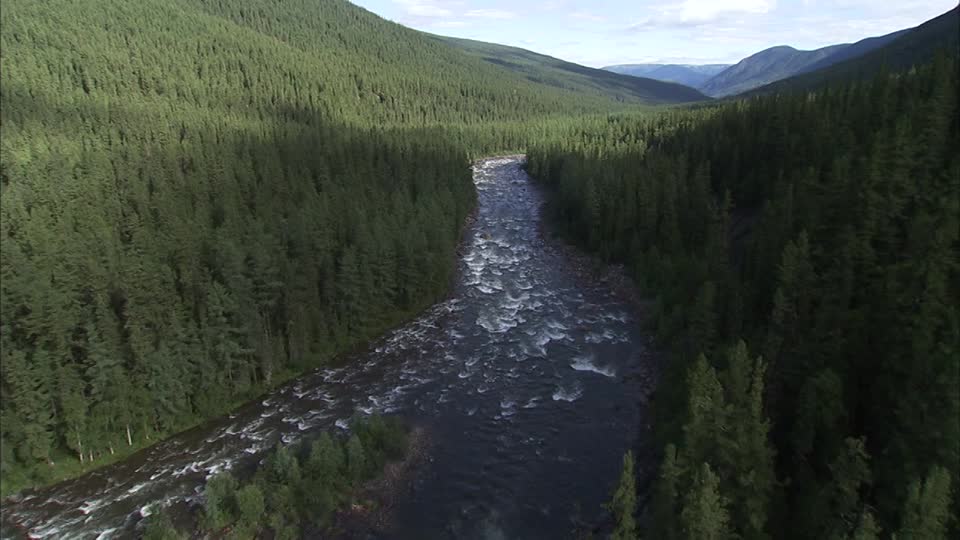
651, 444, 683, 540
680, 463, 731, 540
235, 483, 265, 535
850, 512, 881, 540
346, 434, 367, 484
896, 466, 953, 540
721, 343, 775, 540
608, 450, 638, 540
682, 354, 726, 467
203, 472, 238, 531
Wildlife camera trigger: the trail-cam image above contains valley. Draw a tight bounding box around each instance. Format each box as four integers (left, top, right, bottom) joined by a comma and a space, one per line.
2, 157, 656, 539
1, 1, 957, 539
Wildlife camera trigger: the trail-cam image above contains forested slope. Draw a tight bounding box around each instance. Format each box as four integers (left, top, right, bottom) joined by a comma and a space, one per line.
528, 54, 959, 538
437, 36, 709, 105
0, 0, 659, 496
699, 44, 848, 97
746, 6, 958, 96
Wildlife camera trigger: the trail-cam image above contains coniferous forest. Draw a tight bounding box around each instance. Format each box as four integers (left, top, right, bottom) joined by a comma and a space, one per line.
3, 0, 682, 495
528, 53, 959, 538
1, 0, 958, 538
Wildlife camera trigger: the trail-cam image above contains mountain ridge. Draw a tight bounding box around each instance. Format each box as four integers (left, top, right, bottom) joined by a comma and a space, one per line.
602, 63, 730, 88
699, 43, 849, 96
435, 35, 710, 105
743, 6, 959, 96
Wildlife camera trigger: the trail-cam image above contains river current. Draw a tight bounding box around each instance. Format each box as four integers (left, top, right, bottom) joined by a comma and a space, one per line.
1, 156, 657, 539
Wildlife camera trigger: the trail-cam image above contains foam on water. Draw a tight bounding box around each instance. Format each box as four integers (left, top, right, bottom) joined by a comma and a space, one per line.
79, 498, 108, 516
94, 527, 119, 540
552, 382, 584, 402
585, 328, 627, 344
477, 311, 519, 333
570, 354, 617, 378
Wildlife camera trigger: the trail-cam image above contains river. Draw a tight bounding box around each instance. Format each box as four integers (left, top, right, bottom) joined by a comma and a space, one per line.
1, 156, 658, 539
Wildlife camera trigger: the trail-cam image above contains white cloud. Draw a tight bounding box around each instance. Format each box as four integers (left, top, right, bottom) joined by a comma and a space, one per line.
681, 0, 774, 20
433, 20, 469, 28
631, 0, 777, 29
570, 11, 606, 23
393, 0, 455, 19
465, 9, 517, 19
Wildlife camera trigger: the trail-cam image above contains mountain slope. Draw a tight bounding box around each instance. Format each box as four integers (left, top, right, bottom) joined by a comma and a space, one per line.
0, 0, 707, 497
1, 0, 497, 495
797, 28, 910, 74
745, 6, 959, 96
436, 36, 710, 105
4, 0, 716, 498
603, 64, 730, 88
700, 44, 849, 97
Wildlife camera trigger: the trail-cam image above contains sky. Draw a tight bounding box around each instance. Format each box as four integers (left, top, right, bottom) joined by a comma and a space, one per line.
349, 0, 958, 67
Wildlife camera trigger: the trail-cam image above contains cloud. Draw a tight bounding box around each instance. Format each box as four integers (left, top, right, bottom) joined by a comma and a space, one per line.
630, 0, 777, 30
570, 11, 606, 23
465, 9, 517, 19
433, 20, 469, 28
393, 0, 455, 19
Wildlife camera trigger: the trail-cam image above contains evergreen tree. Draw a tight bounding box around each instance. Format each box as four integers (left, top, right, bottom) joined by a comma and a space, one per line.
608, 450, 638, 540
896, 466, 953, 540
680, 463, 731, 540
202, 472, 238, 531
235, 484, 265, 536
650, 444, 683, 540
346, 434, 367, 485
850, 512, 881, 540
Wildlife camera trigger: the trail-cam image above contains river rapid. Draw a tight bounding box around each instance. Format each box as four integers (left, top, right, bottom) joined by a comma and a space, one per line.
1, 156, 658, 539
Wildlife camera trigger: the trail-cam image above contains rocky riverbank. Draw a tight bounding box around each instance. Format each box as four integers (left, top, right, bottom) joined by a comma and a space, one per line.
329, 426, 432, 537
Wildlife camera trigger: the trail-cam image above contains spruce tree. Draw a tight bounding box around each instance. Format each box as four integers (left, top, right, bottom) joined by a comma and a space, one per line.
680, 463, 731, 540
608, 450, 638, 540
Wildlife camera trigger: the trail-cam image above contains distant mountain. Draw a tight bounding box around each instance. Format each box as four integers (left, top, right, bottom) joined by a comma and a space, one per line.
602, 64, 730, 87
746, 6, 959, 96
437, 37, 710, 105
703, 9, 955, 98
699, 44, 849, 97
796, 29, 910, 74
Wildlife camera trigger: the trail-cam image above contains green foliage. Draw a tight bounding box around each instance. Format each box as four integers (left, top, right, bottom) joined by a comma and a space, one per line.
235, 484, 265, 536
897, 466, 953, 540
651, 444, 682, 540
608, 451, 638, 540
850, 512, 881, 540
749, 7, 958, 96
529, 54, 959, 539
438, 35, 707, 105
346, 434, 368, 485
1, 0, 489, 493
203, 472, 239, 531
198, 415, 408, 537
680, 463, 731, 540
142, 508, 185, 540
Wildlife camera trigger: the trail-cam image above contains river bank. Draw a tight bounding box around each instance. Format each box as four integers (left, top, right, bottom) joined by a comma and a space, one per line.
2, 156, 657, 539
330, 425, 432, 537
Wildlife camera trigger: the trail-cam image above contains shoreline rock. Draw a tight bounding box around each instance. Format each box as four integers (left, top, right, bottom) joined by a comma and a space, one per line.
331, 425, 432, 537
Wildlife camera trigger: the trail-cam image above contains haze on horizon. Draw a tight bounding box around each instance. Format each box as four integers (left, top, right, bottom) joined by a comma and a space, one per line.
350, 0, 958, 67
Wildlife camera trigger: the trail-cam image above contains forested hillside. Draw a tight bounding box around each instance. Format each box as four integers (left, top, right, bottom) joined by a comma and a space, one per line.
528, 53, 959, 537
0, 0, 644, 497
747, 6, 958, 96
699, 44, 848, 97
437, 36, 709, 105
